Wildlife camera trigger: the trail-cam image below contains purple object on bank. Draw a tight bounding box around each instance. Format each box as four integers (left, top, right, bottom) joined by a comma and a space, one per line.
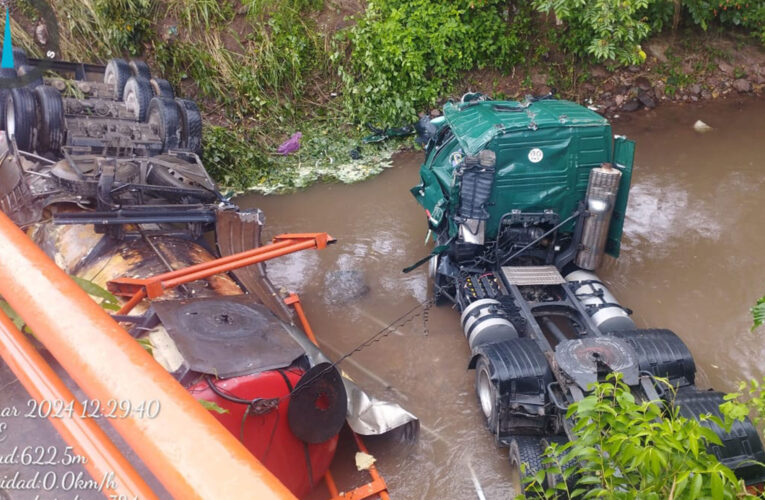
277, 132, 302, 155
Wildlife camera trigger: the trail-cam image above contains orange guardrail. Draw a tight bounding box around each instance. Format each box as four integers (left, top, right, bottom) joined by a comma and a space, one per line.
0, 211, 296, 499
108, 233, 334, 315
0, 309, 158, 500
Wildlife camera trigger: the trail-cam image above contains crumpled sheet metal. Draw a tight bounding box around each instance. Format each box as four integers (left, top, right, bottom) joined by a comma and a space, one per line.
284, 322, 418, 437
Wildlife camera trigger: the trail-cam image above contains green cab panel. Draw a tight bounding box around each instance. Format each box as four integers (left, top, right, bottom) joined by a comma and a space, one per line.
606, 137, 635, 258
411, 99, 634, 256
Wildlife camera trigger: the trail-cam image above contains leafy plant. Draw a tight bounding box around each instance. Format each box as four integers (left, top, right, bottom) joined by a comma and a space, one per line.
752, 295, 765, 331
56, 0, 157, 58
336, 0, 531, 127
533, 0, 652, 66
524, 374, 747, 499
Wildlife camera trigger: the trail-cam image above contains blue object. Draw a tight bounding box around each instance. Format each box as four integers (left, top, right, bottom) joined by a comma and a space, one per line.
1, 8, 14, 69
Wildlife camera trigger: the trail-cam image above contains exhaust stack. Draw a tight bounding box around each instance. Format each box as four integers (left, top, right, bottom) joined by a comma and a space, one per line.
575, 163, 622, 270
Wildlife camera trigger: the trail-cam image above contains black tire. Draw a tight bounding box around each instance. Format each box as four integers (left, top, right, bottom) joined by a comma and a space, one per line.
150, 78, 174, 99
104, 58, 131, 100
475, 355, 500, 432
175, 98, 202, 155
509, 436, 545, 498
128, 59, 152, 80
17, 65, 43, 89
673, 388, 765, 484
5, 87, 37, 152
539, 435, 573, 493
122, 76, 153, 121
12, 48, 28, 69
0, 68, 17, 132
147, 97, 181, 151
34, 86, 65, 154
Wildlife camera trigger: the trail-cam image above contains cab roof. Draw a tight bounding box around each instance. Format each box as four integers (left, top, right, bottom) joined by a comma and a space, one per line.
443, 99, 609, 155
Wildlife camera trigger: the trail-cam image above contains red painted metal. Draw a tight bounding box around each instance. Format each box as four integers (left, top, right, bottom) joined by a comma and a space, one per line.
0, 309, 158, 500
0, 211, 297, 500
188, 369, 339, 498
285, 294, 391, 500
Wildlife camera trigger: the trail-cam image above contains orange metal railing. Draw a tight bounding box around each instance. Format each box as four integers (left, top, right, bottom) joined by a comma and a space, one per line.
0, 309, 157, 500
108, 233, 334, 315
0, 211, 296, 499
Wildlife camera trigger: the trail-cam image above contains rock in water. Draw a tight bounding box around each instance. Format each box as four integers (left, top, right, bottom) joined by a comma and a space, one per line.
733, 79, 752, 93
693, 120, 713, 133
324, 269, 369, 304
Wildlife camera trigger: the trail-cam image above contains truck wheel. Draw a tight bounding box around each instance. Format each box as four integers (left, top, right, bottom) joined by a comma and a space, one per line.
475, 356, 500, 431
175, 98, 202, 155
5, 87, 37, 152
539, 435, 572, 492
128, 59, 152, 80
104, 59, 131, 100
509, 435, 544, 498
0, 68, 17, 131
12, 48, 28, 69
150, 78, 174, 99
147, 97, 181, 151
34, 86, 65, 154
673, 388, 765, 484
16, 65, 42, 88
123, 76, 152, 121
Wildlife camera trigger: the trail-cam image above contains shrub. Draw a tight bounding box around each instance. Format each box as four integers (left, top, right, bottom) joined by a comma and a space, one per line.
524, 374, 747, 499
336, 0, 531, 127
684, 0, 765, 42
533, 0, 652, 66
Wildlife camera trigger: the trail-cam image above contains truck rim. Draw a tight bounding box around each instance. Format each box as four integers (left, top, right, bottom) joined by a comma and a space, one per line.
477, 365, 493, 419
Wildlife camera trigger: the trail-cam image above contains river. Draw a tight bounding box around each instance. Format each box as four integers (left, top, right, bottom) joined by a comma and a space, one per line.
238, 96, 765, 499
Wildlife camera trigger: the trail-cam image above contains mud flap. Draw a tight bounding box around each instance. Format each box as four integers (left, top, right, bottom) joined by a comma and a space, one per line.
674, 387, 765, 485
215, 209, 294, 323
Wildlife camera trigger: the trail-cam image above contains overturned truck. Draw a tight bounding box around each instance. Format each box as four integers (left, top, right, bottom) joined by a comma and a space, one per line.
411, 95, 765, 491
0, 53, 415, 498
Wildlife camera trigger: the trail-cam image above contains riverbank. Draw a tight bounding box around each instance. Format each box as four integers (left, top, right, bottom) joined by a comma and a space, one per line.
11, 1, 765, 194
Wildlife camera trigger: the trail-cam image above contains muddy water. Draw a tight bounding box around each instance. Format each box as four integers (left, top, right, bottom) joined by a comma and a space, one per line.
238, 96, 765, 499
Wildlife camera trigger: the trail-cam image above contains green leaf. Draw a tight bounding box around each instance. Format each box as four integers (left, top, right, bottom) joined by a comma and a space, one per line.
0, 299, 25, 330
752, 296, 765, 331
198, 399, 229, 414
70, 276, 121, 311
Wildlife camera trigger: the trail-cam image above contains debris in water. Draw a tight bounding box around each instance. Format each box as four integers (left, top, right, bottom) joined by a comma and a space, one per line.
355, 451, 376, 471
277, 132, 302, 155
693, 120, 713, 133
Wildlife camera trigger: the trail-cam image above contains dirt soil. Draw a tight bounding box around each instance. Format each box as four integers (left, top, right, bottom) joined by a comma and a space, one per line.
453, 32, 765, 119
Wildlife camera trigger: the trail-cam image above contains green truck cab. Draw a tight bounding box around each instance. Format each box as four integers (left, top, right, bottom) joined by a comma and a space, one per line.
412, 97, 634, 257
409, 96, 765, 492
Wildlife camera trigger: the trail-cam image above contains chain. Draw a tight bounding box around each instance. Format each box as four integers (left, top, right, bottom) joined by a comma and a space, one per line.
280, 299, 435, 402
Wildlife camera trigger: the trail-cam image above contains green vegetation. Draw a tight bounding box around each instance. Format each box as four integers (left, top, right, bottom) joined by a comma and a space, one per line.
337, 0, 532, 126
521, 300, 765, 499
523, 374, 745, 499
10, 0, 765, 192
753, 296, 765, 331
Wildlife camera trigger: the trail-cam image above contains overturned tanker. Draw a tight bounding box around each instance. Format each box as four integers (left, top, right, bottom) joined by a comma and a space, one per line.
0, 52, 416, 498
411, 94, 765, 492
